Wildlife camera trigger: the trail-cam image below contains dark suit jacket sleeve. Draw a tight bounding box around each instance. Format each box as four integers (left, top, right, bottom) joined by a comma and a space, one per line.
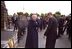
44, 18, 53, 36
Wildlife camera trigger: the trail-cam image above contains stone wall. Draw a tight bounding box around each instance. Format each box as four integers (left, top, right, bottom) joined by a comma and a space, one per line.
1, 1, 8, 30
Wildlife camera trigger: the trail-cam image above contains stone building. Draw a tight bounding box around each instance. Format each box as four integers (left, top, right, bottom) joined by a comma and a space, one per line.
1, 1, 8, 30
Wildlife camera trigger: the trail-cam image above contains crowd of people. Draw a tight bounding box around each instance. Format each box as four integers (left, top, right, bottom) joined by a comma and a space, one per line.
7, 12, 71, 48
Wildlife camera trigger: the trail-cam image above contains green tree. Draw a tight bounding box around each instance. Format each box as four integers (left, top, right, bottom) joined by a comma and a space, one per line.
55, 11, 61, 16
30, 13, 33, 16
54, 11, 61, 20
36, 13, 40, 16
24, 12, 29, 17
41, 13, 44, 17
17, 12, 23, 15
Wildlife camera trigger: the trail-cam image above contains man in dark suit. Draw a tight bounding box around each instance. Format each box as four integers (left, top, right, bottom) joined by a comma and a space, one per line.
12, 13, 18, 31
44, 12, 58, 48
57, 15, 65, 38
65, 15, 71, 40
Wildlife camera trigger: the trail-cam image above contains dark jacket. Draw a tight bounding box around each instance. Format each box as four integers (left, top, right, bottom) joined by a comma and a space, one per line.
44, 17, 58, 39
17, 16, 28, 29
25, 20, 38, 48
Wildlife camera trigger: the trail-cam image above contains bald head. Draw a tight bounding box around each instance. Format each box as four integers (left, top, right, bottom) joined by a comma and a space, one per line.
32, 14, 37, 21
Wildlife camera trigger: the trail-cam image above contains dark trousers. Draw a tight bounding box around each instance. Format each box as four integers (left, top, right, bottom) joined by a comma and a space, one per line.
17, 28, 21, 43
67, 28, 70, 35
14, 23, 17, 30
17, 27, 26, 43
67, 28, 71, 40
40, 25, 42, 31
58, 26, 64, 37
45, 37, 56, 48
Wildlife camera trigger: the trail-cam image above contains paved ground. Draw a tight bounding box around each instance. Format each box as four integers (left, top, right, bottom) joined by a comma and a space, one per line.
17, 28, 71, 48
4, 25, 71, 48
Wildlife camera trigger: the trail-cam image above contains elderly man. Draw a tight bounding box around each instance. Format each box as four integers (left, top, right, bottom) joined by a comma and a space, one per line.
44, 12, 58, 48
25, 14, 38, 48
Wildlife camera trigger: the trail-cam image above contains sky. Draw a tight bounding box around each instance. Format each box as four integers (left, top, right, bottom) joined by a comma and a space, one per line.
5, 1, 71, 16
